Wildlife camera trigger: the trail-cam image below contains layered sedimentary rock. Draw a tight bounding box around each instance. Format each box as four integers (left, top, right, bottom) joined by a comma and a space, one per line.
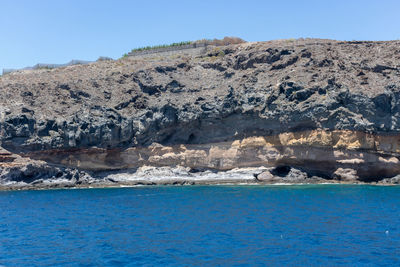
1, 38, 400, 188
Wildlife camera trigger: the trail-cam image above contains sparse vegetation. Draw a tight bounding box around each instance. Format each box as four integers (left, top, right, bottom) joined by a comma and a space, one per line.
130, 41, 193, 53
125, 37, 246, 57
194, 36, 246, 46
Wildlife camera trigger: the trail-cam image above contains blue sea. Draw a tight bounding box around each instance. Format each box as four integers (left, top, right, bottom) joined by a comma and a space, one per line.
1, 185, 400, 266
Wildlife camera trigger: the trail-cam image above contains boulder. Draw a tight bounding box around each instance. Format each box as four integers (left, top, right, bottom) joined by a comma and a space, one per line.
333, 168, 359, 181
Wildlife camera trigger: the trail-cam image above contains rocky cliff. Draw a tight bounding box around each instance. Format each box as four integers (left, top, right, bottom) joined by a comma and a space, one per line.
1, 38, 400, 189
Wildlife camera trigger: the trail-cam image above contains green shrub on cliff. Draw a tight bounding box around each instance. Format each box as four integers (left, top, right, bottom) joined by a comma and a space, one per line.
130, 41, 193, 53
128, 37, 246, 55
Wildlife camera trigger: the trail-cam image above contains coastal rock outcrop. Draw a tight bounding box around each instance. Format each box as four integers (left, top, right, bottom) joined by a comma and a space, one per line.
1, 38, 400, 188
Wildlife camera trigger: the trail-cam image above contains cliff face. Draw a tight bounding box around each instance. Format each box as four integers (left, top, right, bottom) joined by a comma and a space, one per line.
1, 39, 400, 188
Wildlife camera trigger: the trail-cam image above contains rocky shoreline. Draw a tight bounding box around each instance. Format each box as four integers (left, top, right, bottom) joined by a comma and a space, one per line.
1, 38, 400, 190
1, 160, 399, 191
2, 168, 400, 191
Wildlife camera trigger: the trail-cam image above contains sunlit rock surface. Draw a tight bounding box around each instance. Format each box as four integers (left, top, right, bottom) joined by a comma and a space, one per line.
1, 38, 400, 189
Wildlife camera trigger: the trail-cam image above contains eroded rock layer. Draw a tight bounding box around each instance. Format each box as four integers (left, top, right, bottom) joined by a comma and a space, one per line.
23, 130, 400, 181
1, 39, 400, 188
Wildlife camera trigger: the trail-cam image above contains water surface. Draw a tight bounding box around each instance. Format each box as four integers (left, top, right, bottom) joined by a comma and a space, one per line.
1, 185, 399, 266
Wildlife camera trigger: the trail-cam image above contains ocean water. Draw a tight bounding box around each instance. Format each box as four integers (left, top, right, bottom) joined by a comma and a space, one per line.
0, 185, 400, 266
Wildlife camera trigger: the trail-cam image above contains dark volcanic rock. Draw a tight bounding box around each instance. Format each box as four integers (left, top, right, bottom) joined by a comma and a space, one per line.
0, 39, 399, 152
1, 38, 400, 188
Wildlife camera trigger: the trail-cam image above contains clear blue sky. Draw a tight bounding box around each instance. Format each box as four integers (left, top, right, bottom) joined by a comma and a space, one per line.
1, 0, 399, 71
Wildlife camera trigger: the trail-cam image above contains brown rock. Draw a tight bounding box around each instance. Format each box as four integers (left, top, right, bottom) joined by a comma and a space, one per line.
333, 168, 359, 181
256, 170, 275, 182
